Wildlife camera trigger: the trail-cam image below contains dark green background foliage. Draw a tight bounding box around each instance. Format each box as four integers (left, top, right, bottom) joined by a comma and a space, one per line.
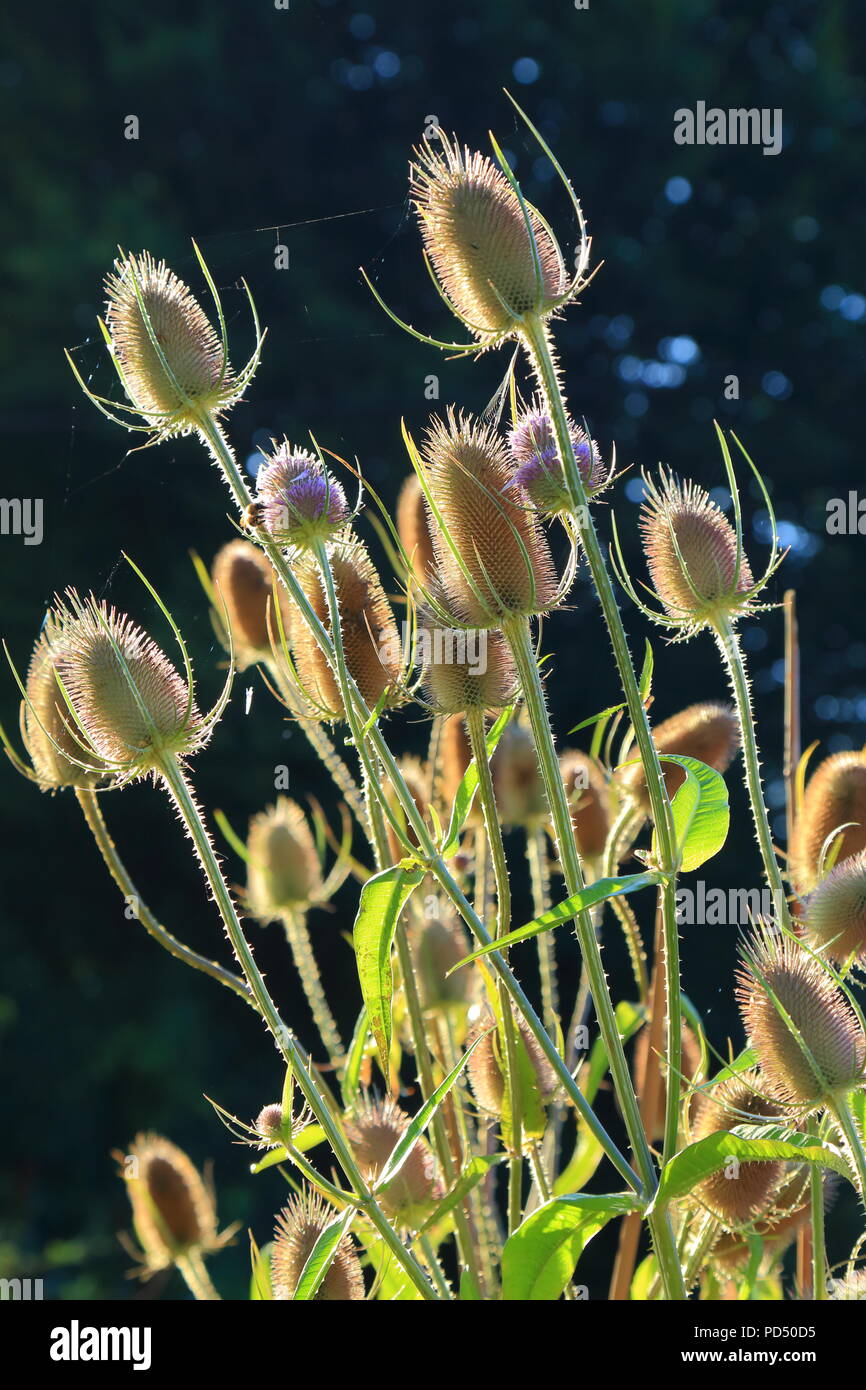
1, 0, 864, 1298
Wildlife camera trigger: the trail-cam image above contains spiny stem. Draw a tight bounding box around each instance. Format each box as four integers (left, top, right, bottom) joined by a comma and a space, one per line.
810, 1126, 827, 1300
466, 705, 523, 1235
157, 752, 437, 1300
75, 788, 255, 1010
176, 1251, 220, 1301
831, 1094, 866, 1203
526, 825, 558, 1035
281, 909, 345, 1066
714, 618, 792, 932
195, 411, 638, 1196
520, 314, 684, 1192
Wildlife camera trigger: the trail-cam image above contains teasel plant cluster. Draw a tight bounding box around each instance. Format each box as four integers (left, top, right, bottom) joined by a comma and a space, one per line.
5, 96, 866, 1304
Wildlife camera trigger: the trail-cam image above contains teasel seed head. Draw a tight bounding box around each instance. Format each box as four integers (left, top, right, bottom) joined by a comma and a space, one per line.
466, 1009, 557, 1119
633, 1022, 704, 1142
256, 441, 349, 550
639, 470, 756, 634
803, 851, 866, 965
103, 251, 237, 435
397, 473, 437, 585
710, 1165, 833, 1273
419, 410, 558, 626
492, 718, 547, 829
21, 616, 106, 791
688, 1070, 786, 1226
789, 751, 866, 895
246, 798, 322, 920
411, 136, 566, 343
344, 1096, 439, 1228
117, 1133, 229, 1274
560, 750, 609, 861
48, 592, 206, 778
618, 701, 740, 811
255, 1104, 286, 1144
271, 1190, 364, 1300
412, 908, 475, 1013
419, 614, 516, 716
508, 407, 608, 516
210, 539, 291, 671
737, 924, 866, 1109
287, 540, 402, 721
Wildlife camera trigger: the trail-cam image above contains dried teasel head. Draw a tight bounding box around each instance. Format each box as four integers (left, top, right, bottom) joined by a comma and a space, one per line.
411, 906, 476, 1013
803, 851, 866, 965
737, 923, 866, 1110
116, 1132, 232, 1275
45, 591, 209, 780
419, 613, 516, 717
466, 1009, 557, 1119
688, 1070, 786, 1226
271, 1190, 364, 1300
397, 473, 437, 585
617, 701, 740, 811
789, 751, 866, 895
246, 798, 323, 920
507, 406, 608, 517
343, 1096, 439, 1228
255, 441, 349, 550
633, 1022, 704, 1142
638, 471, 757, 636
19, 614, 106, 791
418, 410, 558, 626
287, 540, 403, 721
492, 718, 547, 829
210, 539, 291, 671
102, 251, 240, 436
410, 135, 567, 344
560, 750, 609, 861
710, 1165, 835, 1273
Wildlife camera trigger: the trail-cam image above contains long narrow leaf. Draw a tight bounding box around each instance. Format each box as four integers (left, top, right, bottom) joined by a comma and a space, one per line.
353, 863, 425, 1076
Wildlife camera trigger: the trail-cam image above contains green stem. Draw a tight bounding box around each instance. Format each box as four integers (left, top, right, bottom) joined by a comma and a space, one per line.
713, 619, 792, 931
195, 412, 638, 1196
810, 1149, 827, 1301
282, 910, 345, 1065
466, 705, 524, 1235
526, 826, 558, 1035
76, 788, 256, 1011
157, 752, 437, 1300
176, 1251, 220, 1301
520, 313, 683, 1169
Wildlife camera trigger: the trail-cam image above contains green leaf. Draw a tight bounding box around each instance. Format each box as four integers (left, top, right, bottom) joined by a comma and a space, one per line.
440, 706, 511, 857
638, 638, 654, 701
660, 754, 730, 873
501, 1194, 640, 1300
567, 702, 625, 736
249, 1237, 273, 1300
341, 1007, 371, 1109
249, 1124, 327, 1174
362, 1234, 425, 1301
353, 863, 426, 1076
450, 872, 663, 970
292, 1207, 355, 1301
418, 1154, 506, 1237
651, 1127, 853, 1212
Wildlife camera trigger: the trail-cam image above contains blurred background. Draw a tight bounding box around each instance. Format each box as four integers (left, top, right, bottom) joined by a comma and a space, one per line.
1, 0, 864, 1299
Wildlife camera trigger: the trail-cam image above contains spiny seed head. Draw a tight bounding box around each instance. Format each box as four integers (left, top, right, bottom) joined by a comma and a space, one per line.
104, 251, 236, 434
47, 592, 204, 777
804, 852, 866, 964
560, 750, 609, 860
412, 909, 475, 1012
397, 473, 437, 585
419, 615, 516, 716
492, 719, 547, 829
420, 410, 558, 625
508, 407, 607, 516
633, 1023, 704, 1142
618, 701, 740, 811
246, 798, 322, 919
789, 751, 866, 895
288, 541, 402, 721
254, 1104, 286, 1143
411, 136, 566, 342
118, 1133, 223, 1272
640, 471, 755, 632
344, 1096, 439, 1228
256, 441, 349, 549
711, 1165, 829, 1272
466, 1011, 557, 1118
737, 925, 866, 1109
689, 1070, 786, 1226
271, 1190, 364, 1300
22, 616, 106, 791
211, 539, 291, 670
